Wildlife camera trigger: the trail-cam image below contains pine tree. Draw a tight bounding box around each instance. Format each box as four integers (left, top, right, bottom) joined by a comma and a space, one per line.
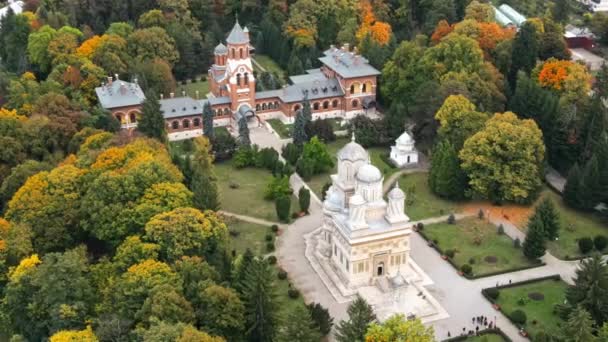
596, 134, 608, 204
429, 140, 467, 200
509, 22, 539, 88
241, 258, 280, 342
562, 306, 598, 342
537, 198, 560, 240
202, 102, 214, 139
138, 92, 167, 142
552, 0, 571, 23
563, 163, 582, 209
190, 136, 220, 211
277, 304, 322, 342
238, 115, 250, 146
581, 96, 608, 161
566, 254, 608, 326
293, 110, 308, 146
580, 156, 600, 210
335, 295, 377, 342
302, 97, 312, 122
233, 248, 255, 294
522, 214, 546, 260
287, 54, 304, 75
594, 64, 608, 100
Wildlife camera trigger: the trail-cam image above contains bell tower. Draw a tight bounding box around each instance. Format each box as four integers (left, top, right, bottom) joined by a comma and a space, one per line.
224, 20, 256, 112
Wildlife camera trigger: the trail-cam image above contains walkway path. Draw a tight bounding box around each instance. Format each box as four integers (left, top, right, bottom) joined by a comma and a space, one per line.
248, 127, 586, 342
545, 167, 566, 193
219, 210, 283, 227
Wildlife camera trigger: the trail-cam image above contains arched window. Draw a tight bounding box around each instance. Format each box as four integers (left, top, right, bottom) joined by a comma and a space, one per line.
350, 84, 355, 94
256, 104, 261, 111
223, 108, 230, 116
172, 121, 179, 129
362, 83, 367, 92
352, 100, 358, 108
129, 113, 137, 123
240, 48, 243, 58
193, 118, 200, 127
332, 99, 339, 108
262, 103, 267, 110
231, 48, 235, 58
244, 72, 249, 85
236, 73, 241, 86
294, 104, 301, 112
274, 101, 279, 109
115, 114, 121, 122
182, 119, 190, 128
323, 101, 329, 109
313, 102, 319, 110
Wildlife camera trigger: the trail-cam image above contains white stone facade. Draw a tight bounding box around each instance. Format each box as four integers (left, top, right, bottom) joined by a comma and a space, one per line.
390, 131, 419, 167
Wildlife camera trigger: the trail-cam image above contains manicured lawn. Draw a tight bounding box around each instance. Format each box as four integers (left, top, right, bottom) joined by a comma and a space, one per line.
424, 218, 538, 276
538, 190, 608, 260
398, 172, 460, 221
253, 54, 286, 79
463, 333, 507, 342
215, 161, 294, 222
176, 79, 210, 98
272, 266, 308, 321
494, 278, 568, 339
267, 119, 292, 139
224, 216, 271, 256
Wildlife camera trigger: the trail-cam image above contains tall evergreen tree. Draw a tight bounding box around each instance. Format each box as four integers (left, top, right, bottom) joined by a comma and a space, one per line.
138, 92, 167, 142
581, 96, 608, 161
562, 306, 597, 342
522, 214, 546, 260
238, 115, 251, 146
428, 140, 467, 200
552, 0, 571, 23
277, 304, 322, 342
509, 72, 559, 132
564, 163, 582, 209
595, 64, 608, 100
596, 134, 608, 204
233, 248, 255, 293
0, 9, 30, 74
580, 155, 600, 210
509, 22, 539, 88
202, 102, 214, 138
566, 254, 608, 326
302, 97, 312, 122
536, 198, 560, 240
335, 295, 377, 342
241, 258, 280, 342
292, 110, 308, 146
287, 54, 304, 75
190, 136, 220, 211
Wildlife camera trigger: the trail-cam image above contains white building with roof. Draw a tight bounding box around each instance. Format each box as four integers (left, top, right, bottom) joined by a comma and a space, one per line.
390, 131, 419, 167
0, 0, 23, 27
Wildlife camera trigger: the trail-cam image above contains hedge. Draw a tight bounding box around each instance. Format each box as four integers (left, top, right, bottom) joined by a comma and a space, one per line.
481, 274, 562, 304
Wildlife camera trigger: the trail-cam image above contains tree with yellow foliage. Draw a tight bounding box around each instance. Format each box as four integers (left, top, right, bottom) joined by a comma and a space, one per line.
365, 315, 435, 342
356, 1, 392, 46
535, 58, 592, 104
460, 112, 545, 204
50, 326, 98, 342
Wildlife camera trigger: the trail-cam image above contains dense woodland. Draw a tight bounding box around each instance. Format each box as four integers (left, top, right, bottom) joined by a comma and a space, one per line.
1, 0, 608, 340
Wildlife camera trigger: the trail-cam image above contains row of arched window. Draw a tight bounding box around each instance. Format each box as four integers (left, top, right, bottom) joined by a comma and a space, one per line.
231, 48, 246, 59
256, 101, 280, 111
114, 112, 138, 124
349, 81, 373, 95
212, 108, 231, 117
168, 118, 201, 130
293, 99, 342, 113
236, 73, 249, 86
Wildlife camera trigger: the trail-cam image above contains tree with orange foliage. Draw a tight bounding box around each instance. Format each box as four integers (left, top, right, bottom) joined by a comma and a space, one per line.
356, 1, 392, 46
536, 58, 592, 103
431, 20, 454, 44
76, 35, 101, 59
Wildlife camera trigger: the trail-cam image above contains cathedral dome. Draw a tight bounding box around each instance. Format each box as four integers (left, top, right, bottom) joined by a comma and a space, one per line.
396, 131, 414, 145
324, 188, 342, 211
356, 163, 382, 183
338, 134, 368, 162
388, 182, 405, 199
214, 42, 228, 54
349, 193, 366, 206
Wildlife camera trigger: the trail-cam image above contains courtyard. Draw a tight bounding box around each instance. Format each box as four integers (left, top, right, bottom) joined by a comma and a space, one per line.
423, 218, 539, 277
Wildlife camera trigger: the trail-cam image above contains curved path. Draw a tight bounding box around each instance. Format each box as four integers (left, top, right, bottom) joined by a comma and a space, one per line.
249, 126, 587, 341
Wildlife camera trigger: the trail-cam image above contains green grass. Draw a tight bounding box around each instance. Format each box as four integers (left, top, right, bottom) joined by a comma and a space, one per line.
272, 266, 308, 321
224, 216, 271, 256
424, 218, 537, 276
495, 278, 568, 339
398, 172, 460, 221
267, 119, 293, 139
463, 333, 508, 342
215, 161, 294, 222
253, 54, 286, 79
176, 79, 210, 98
537, 190, 608, 260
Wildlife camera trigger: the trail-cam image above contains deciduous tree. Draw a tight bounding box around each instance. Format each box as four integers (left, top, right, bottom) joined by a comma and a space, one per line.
365, 315, 434, 341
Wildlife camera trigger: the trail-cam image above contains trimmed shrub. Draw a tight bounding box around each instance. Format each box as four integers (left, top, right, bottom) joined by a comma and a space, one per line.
497, 224, 505, 235
275, 195, 291, 222
288, 288, 300, 299
445, 249, 455, 258
266, 255, 277, 264
321, 181, 332, 200
417, 222, 424, 230
307, 303, 334, 336
277, 269, 288, 280
447, 214, 456, 224
270, 225, 279, 233
266, 242, 275, 252
281, 142, 301, 165
461, 264, 472, 275
486, 288, 500, 300
478, 209, 485, 220
264, 176, 292, 200
299, 187, 311, 213
578, 237, 594, 254
514, 238, 521, 249
510, 309, 527, 325
468, 257, 475, 265
265, 233, 274, 242
594, 235, 608, 251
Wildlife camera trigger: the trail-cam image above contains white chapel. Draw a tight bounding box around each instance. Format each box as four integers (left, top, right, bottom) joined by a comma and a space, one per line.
390, 131, 419, 167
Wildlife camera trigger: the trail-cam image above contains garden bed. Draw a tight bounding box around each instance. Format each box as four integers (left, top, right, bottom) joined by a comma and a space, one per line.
482, 276, 567, 340
422, 218, 540, 277
398, 173, 461, 221
267, 119, 292, 139
443, 328, 511, 341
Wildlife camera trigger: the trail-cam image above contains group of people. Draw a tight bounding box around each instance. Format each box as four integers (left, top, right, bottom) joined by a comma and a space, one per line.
445, 315, 497, 339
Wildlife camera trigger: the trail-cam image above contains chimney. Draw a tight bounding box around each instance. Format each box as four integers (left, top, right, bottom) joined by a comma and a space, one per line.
107, 76, 113, 86
195, 90, 199, 99
160, 93, 164, 99
170, 92, 174, 98
114, 73, 119, 81
182, 90, 186, 97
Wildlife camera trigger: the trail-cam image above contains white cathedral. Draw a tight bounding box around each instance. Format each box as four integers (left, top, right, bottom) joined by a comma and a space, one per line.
305, 135, 446, 321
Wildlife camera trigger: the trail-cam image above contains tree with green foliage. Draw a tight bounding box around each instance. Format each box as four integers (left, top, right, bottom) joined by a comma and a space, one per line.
238, 116, 250, 146
335, 295, 377, 342
509, 72, 559, 134
300, 136, 334, 174
459, 112, 545, 204
202, 102, 214, 139
240, 258, 280, 342
428, 140, 468, 200
138, 92, 167, 142
580, 155, 600, 210
566, 254, 608, 326
191, 136, 220, 211
0, 160, 52, 212
564, 163, 583, 209
277, 304, 322, 342
562, 306, 597, 342
522, 214, 546, 260
535, 198, 560, 240
365, 315, 434, 341
197, 284, 245, 340
435, 95, 488, 150
307, 302, 333, 336
275, 195, 291, 222
287, 54, 304, 75
137, 283, 195, 325
299, 187, 311, 213
552, 0, 570, 24
509, 22, 539, 88
293, 110, 308, 146
0, 11, 30, 74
